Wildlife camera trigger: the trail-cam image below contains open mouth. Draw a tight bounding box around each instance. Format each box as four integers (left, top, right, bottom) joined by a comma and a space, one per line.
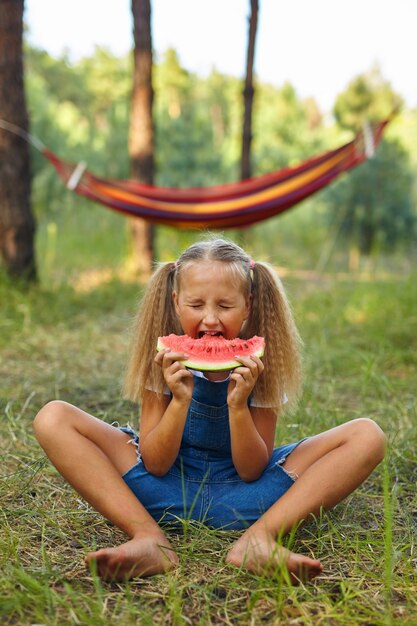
198, 331, 224, 338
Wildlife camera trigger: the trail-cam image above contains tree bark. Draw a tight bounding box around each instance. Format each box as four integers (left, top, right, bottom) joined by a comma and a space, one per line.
0, 0, 36, 281
240, 0, 258, 182
129, 0, 155, 276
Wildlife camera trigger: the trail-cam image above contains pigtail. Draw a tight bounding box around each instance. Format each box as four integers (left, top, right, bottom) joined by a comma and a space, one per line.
123, 262, 182, 404
245, 262, 303, 414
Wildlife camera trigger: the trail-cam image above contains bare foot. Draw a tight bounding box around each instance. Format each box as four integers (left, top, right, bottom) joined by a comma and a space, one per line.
85, 533, 179, 581
226, 532, 322, 584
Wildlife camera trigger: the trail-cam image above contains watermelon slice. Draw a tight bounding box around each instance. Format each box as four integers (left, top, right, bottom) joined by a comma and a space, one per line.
156, 334, 265, 371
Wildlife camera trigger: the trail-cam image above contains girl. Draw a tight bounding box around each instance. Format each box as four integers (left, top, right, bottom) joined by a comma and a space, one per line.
34, 238, 385, 583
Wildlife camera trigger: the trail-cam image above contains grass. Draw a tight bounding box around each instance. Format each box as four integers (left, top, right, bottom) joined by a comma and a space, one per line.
1, 247, 417, 624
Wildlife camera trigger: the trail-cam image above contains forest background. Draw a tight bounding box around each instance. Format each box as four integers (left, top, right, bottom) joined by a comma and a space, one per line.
25, 41, 417, 283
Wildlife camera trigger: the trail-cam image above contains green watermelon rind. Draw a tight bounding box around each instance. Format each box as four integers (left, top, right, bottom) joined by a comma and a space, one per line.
156, 334, 265, 372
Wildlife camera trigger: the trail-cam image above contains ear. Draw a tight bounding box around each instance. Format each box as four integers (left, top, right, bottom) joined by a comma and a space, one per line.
172, 290, 180, 316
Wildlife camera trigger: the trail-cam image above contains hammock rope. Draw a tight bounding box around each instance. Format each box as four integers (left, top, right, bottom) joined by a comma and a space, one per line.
0, 117, 390, 230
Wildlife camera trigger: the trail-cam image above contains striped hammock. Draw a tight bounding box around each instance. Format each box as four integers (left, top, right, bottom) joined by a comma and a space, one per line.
1, 117, 389, 230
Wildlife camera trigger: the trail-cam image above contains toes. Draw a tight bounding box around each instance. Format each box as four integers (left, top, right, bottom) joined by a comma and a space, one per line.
84, 542, 179, 581
85, 549, 122, 580
288, 558, 323, 585
225, 548, 243, 568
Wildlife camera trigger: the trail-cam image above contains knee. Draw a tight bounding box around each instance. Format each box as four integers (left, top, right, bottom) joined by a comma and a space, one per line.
351, 417, 386, 464
33, 400, 70, 441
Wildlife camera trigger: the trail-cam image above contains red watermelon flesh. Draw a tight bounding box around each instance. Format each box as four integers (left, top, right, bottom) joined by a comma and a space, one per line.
157, 334, 265, 371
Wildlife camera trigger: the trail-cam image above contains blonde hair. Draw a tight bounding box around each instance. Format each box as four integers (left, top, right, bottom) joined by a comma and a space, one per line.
124, 238, 302, 415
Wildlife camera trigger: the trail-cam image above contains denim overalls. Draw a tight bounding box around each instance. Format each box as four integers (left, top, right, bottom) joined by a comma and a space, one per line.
121, 373, 302, 530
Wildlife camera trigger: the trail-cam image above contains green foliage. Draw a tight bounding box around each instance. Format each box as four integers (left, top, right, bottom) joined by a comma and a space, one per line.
154, 52, 241, 186
25, 43, 131, 217
327, 67, 416, 256
389, 107, 417, 171
324, 138, 415, 255
253, 83, 329, 174
35, 200, 129, 286
21, 44, 417, 268
334, 65, 402, 132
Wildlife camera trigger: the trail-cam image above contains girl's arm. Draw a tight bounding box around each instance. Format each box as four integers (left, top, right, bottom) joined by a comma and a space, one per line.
138, 350, 193, 476
229, 405, 277, 482
227, 355, 277, 482
138, 391, 190, 476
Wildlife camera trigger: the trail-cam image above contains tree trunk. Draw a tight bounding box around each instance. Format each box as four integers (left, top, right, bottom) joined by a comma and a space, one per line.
240, 0, 258, 182
129, 0, 155, 277
0, 0, 36, 281
348, 245, 360, 272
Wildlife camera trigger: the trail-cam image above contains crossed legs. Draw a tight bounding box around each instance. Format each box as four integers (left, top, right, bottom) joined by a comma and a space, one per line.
33, 400, 178, 580
226, 418, 386, 581
34, 402, 385, 582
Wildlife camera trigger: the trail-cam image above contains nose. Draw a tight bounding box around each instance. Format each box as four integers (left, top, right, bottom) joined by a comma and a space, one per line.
202, 308, 219, 326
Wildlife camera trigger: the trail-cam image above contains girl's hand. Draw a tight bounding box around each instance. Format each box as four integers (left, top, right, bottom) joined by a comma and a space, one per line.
227, 355, 264, 409
154, 349, 194, 402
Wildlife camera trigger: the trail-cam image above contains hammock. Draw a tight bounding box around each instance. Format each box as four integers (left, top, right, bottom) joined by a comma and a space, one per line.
1, 118, 389, 230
